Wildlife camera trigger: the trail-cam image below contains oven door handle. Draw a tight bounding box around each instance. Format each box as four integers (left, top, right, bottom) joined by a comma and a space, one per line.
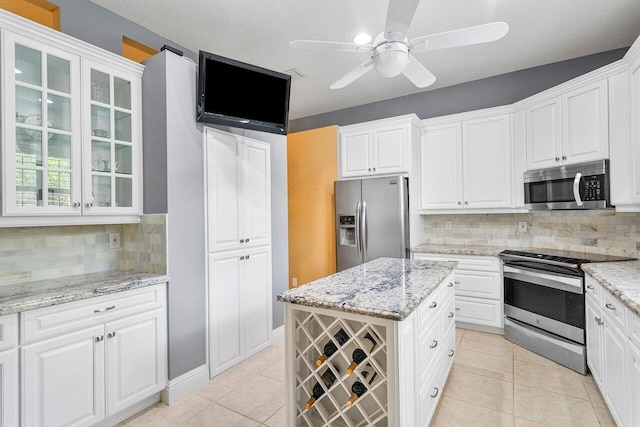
503, 265, 583, 294
573, 173, 583, 207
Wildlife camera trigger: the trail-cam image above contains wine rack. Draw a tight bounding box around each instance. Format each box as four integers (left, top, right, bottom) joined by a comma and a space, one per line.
292, 309, 389, 426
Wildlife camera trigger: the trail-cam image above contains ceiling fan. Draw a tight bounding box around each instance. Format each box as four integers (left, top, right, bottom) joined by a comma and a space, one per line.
289, 0, 509, 89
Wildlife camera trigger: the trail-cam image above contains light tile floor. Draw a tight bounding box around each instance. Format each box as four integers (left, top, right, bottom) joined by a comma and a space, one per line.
123, 328, 616, 426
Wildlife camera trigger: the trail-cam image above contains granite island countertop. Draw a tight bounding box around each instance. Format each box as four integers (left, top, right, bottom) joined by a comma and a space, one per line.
582, 261, 640, 317
277, 257, 457, 321
0, 270, 169, 316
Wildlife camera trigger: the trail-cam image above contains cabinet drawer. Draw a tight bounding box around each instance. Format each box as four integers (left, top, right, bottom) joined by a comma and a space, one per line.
21, 284, 166, 344
455, 271, 501, 300
418, 356, 444, 427
602, 291, 627, 333
0, 314, 18, 351
585, 275, 602, 303
629, 310, 640, 350
455, 296, 503, 328
418, 317, 441, 381
413, 253, 499, 272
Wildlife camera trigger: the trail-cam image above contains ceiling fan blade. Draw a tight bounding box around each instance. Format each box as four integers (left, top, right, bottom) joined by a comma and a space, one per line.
330, 59, 375, 89
384, 0, 422, 41
410, 22, 509, 52
290, 40, 373, 52
402, 55, 436, 88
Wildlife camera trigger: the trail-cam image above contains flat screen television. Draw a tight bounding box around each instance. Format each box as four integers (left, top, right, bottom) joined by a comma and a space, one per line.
196, 50, 292, 135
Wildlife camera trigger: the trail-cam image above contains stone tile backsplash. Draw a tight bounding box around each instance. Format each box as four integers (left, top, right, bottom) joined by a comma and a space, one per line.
0, 224, 123, 286
0, 214, 167, 286
423, 211, 640, 258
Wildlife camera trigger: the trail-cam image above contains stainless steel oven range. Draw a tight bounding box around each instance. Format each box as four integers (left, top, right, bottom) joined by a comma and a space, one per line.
499, 249, 634, 374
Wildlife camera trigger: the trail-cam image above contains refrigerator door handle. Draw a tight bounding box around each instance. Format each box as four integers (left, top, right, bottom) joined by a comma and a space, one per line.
361, 201, 367, 262
355, 201, 362, 260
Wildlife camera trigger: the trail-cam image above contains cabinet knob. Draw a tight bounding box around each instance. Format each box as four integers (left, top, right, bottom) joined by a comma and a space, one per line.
430, 340, 438, 349
455, 307, 460, 311
73, 202, 81, 208
107, 332, 116, 339
448, 312, 454, 318
430, 387, 439, 398
245, 238, 250, 243
555, 157, 560, 161
240, 239, 245, 243
373, 167, 376, 172
86, 202, 93, 208
95, 336, 104, 342
240, 256, 245, 260
457, 201, 461, 205
448, 349, 455, 357
586, 284, 594, 289
464, 201, 468, 205
429, 301, 437, 309
562, 155, 567, 160
368, 168, 372, 172
246, 255, 250, 259
447, 282, 453, 287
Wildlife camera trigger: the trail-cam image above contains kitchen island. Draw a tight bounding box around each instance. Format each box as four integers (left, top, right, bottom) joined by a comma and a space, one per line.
277, 257, 457, 427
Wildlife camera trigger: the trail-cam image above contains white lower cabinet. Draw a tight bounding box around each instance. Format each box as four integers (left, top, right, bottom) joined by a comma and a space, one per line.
0, 348, 18, 427
413, 253, 503, 329
208, 246, 272, 378
20, 284, 167, 427
584, 274, 640, 427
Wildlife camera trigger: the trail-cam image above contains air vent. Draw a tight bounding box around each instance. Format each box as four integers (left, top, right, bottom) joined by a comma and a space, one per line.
282, 68, 305, 80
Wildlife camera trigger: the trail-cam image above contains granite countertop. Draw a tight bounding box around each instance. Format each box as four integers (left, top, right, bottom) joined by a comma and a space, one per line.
582, 261, 640, 317
277, 257, 457, 321
0, 270, 169, 316
412, 243, 507, 257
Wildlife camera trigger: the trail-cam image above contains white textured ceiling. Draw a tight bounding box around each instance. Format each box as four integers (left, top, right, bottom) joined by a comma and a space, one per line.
89, 0, 640, 121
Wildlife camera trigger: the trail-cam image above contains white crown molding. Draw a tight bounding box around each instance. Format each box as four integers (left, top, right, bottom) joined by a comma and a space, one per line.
624, 34, 640, 69
339, 113, 422, 131
0, 9, 144, 76
421, 105, 514, 127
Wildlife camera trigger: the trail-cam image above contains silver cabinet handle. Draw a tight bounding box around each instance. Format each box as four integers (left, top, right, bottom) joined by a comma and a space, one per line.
605, 303, 616, 311
94, 305, 116, 313
448, 312, 454, 318
457, 201, 461, 205
240, 239, 245, 243
430, 340, 438, 349
586, 284, 594, 289
73, 202, 81, 207
448, 349, 455, 357
95, 335, 104, 342
431, 387, 439, 398
246, 255, 250, 259
595, 316, 603, 326
447, 282, 453, 287
107, 332, 116, 339
455, 307, 460, 311
373, 167, 376, 172
240, 256, 245, 260
86, 202, 93, 208
562, 155, 567, 160
429, 301, 437, 308
464, 201, 468, 205
245, 238, 250, 242
555, 157, 560, 161
454, 281, 460, 284
368, 168, 372, 172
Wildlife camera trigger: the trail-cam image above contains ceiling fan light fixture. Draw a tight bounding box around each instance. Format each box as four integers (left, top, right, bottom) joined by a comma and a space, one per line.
352, 33, 372, 45
373, 42, 408, 77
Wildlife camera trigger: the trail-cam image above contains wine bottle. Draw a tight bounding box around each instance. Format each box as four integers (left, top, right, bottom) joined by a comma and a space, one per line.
305, 367, 338, 410
346, 332, 377, 374
345, 381, 367, 407
316, 328, 349, 366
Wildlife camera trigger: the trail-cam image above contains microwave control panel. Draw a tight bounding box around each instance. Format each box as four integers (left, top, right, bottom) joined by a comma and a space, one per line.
583, 175, 604, 201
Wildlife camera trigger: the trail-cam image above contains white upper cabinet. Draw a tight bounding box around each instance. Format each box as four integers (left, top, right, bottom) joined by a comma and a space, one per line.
339, 114, 419, 178
0, 10, 143, 226
205, 127, 271, 253
525, 80, 608, 170
420, 111, 513, 211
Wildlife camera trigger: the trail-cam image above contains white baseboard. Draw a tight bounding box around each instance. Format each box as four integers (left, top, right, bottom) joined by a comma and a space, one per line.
272, 324, 284, 344
160, 364, 209, 405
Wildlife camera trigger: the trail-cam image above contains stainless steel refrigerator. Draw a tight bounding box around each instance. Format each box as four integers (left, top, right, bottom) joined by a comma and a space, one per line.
335, 175, 410, 272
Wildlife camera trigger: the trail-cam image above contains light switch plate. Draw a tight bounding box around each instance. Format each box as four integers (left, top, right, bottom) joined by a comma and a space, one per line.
108, 232, 121, 249
292, 277, 298, 288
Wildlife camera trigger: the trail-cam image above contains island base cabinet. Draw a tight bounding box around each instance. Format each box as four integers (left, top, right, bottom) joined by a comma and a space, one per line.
0, 349, 18, 427
629, 341, 640, 427
284, 273, 455, 427
21, 325, 106, 427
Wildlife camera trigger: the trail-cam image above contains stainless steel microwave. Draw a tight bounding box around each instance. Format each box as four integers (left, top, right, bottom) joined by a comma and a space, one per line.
524, 160, 611, 210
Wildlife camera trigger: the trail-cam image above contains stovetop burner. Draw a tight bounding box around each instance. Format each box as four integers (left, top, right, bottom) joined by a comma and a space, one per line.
500, 248, 635, 266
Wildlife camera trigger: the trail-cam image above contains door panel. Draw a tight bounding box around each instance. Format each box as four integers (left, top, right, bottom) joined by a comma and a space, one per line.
242, 247, 272, 358
373, 124, 407, 174
341, 130, 371, 177
526, 99, 561, 170
243, 139, 271, 248
22, 325, 105, 427
420, 123, 463, 209
361, 176, 407, 263
0, 349, 18, 427
585, 295, 603, 387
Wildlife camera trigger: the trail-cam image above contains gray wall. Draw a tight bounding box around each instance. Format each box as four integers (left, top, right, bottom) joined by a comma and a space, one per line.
142, 51, 207, 379
289, 47, 629, 132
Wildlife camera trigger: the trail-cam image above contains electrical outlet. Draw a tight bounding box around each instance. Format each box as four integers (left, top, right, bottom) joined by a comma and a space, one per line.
108, 232, 121, 249
292, 277, 298, 288
518, 222, 528, 233
445, 221, 452, 231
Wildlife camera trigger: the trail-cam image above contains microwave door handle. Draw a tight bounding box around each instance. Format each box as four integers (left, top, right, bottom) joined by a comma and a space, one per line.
355, 201, 362, 260
573, 173, 583, 207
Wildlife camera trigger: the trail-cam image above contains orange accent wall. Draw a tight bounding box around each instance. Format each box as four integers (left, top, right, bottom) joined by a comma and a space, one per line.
122, 36, 158, 64
287, 126, 338, 288
0, 0, 60, 30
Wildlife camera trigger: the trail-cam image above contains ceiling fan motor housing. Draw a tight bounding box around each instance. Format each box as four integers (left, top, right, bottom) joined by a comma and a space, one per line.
372, 41, 409, 77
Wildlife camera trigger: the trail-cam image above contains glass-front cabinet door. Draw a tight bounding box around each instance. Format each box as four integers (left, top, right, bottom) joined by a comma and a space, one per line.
82, 60, 140, 215
2, 32, 82, 215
